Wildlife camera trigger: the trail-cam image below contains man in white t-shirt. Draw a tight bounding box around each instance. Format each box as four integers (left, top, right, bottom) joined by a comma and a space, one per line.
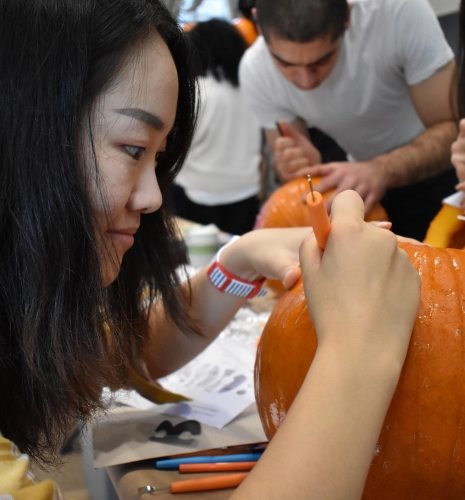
239, 0, 458, 240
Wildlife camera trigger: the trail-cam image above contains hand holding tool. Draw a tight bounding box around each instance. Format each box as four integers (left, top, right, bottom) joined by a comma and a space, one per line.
306, 175, 331, 250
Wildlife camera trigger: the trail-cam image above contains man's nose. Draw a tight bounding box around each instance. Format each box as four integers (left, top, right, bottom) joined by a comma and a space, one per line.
295, 67, 317, 90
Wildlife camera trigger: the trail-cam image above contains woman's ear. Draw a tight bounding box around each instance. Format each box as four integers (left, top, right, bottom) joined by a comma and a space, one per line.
252, 7, 263, 36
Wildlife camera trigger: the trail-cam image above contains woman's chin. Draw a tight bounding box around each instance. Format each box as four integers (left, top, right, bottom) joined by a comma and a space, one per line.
101, 259, 122, 287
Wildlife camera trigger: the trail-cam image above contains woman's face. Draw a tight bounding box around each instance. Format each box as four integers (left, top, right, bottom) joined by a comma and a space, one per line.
90, 32, 178, 286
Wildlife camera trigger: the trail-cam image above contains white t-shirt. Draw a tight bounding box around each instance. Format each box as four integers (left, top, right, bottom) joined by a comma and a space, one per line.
176, 75, 262, 205
239, 0, 454, 162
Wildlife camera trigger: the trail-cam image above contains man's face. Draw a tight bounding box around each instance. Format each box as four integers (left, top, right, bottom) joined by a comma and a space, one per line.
266, 32, 343, 90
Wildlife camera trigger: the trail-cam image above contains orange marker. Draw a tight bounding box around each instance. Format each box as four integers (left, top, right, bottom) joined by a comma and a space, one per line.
179, 461, 256, 473
170, 472, 248, 493
306, 175, 331, 250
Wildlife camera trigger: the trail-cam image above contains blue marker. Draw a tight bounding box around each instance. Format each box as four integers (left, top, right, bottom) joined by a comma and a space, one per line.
155, 452, 263, 470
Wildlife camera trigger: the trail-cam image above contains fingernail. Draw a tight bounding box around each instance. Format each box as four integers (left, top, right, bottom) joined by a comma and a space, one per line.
372, 221, 392, 229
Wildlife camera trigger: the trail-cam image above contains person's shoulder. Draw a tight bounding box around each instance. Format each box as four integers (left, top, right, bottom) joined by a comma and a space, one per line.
351, 0, 435, 34
240, 36, 269, 74
352, 0, 429, 17
375, 0, 434, 18
240, 36, 280, 93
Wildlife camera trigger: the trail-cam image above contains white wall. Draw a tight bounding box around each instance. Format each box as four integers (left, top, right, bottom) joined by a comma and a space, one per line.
427, 0, 460, 17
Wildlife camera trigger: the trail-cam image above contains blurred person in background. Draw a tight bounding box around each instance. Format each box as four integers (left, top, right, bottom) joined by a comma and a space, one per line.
171, 19, 263, 235
240, 0, 458, 241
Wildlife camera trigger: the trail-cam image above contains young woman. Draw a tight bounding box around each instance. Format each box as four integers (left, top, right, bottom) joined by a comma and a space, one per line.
0, 0, 419, 498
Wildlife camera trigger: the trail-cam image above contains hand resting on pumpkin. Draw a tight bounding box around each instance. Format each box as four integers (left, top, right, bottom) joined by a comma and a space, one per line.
229, 190, 421, 500
145, 226, 314, 378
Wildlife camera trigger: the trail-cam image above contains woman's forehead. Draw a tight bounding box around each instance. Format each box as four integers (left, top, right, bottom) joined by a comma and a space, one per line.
96, 31, 178, 131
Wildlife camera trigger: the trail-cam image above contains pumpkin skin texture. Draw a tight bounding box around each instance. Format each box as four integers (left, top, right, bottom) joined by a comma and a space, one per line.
255, 242, 465, 499
254, 177, 388, 230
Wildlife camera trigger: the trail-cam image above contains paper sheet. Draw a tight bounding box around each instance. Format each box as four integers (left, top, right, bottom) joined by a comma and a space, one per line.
106, 337, 254, 428
106, 308, 269, 428
156, 337, 256, 428
443, 191, 464, 208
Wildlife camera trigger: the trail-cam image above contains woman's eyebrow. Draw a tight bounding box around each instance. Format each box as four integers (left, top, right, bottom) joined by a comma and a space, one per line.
115, 107, 165, 130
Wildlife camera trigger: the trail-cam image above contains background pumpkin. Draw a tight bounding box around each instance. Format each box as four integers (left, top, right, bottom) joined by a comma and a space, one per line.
255, 242, 465, 499
254, 177, 389, 294
254, 177, 388, 230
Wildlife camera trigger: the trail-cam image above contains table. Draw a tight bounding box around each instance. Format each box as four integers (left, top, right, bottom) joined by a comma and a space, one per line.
92, 251, 278, 500
108, 459, 244, 499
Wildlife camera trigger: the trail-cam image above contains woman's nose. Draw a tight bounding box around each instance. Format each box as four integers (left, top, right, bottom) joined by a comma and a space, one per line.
128, 165, 163, 214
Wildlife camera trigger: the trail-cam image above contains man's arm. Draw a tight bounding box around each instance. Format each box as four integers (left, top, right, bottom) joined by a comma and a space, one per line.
307, 60, 458, 212
265, 118, 322, 182
376, 59, 458, 186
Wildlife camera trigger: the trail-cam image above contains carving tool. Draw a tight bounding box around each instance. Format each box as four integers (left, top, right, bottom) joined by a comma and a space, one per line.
276, 121, 286, 137
155, 452, 262, 469
306, 175, 331, 250
138, 472, 249, 495
179, 461, 256, 473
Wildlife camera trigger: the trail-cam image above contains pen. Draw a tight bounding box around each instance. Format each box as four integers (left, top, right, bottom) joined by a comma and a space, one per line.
144, 472, 249, 494
306, 175, 331, 250
179, 461, 257, 473
276, 120, 286, 137
155, 452, 262, 469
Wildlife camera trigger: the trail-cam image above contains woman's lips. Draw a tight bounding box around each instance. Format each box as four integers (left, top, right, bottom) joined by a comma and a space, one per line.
107, 229, 137, 250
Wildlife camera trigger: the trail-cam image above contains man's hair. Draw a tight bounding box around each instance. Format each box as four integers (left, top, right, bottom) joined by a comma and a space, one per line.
256, 0, 348, 43
0, 0, 196, 465
187, 19, 248, 87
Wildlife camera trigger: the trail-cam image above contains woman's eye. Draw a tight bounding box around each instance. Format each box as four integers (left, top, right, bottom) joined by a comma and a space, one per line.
125, 145, 145, 160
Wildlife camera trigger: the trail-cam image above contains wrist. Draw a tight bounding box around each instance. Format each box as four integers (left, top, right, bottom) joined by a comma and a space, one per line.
316, 339, 404, 386
219, 235, 264, 282
369, 154, 396, 189
207, 235, 266, 299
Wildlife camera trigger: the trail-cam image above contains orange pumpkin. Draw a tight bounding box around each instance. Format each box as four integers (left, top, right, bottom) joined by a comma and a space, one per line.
255, 242, 465, 499
255, 178, 389, 294
232, 17, 258, 47
254, 177, 388, 231
423, 203, 465, 248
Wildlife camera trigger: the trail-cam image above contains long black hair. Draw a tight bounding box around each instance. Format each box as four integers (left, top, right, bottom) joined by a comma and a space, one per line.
187, 19, 247, 87
0, 0, 196, 464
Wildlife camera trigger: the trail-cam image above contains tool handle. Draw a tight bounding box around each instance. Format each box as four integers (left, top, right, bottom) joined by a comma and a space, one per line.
306, 191, 331, 250
171, 472, 249, 493
179, 462, 256, 473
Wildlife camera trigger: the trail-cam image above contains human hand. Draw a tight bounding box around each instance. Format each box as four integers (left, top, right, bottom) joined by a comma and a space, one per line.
220, 227, 313, 290
306, 160, 387, 214
300, 190, 420, 366
451, 118, 465, 211
274, 120, 321, 182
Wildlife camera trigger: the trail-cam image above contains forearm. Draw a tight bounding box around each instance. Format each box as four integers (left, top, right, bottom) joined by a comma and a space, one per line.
231, 344, 401, 500
142, 227, 307, 379
143, 268, 248, 379
376, 120, 457, 189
